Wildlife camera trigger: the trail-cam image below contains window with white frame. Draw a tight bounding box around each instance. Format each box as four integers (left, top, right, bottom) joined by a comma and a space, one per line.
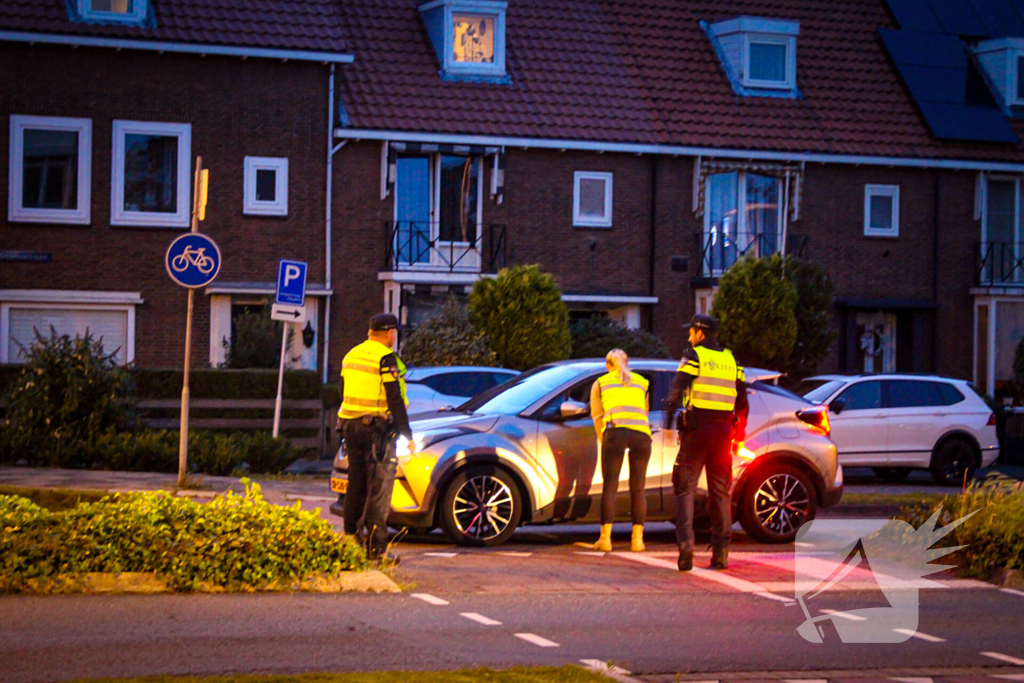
419, 0, 507, 78
981, 177, 1024, 285
573, 171, 613, 228
864, 184, 900, 237
707, 16, 799, 95
76, 0, 148, 25
243, 157, 288, 216
8, 115, 92, 225
703, 171, 782, 275
111, 121, 191, 227
745, 35, 794, 88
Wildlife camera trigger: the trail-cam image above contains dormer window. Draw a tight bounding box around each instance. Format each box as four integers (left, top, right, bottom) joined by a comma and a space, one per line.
420, 0, 507, 80
975, 38, 1024, 111
706, 16, 799, 96
75, 0, 149, 26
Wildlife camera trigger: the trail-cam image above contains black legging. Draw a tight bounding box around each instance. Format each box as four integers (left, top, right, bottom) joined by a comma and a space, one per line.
600, 427, 653, 525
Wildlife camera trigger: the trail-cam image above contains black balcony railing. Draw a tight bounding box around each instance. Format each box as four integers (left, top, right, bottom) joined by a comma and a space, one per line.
384, 222, 508, 274
694, 231, 809, 277
977, 242, 1024, 286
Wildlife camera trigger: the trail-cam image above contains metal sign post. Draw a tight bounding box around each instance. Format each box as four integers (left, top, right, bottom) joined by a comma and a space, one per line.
164, 157, 217, 487
271, 260, 308, 438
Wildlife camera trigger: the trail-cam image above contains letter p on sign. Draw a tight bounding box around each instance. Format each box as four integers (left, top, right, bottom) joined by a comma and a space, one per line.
284, 264, 301, 287
275, 259, 308, 306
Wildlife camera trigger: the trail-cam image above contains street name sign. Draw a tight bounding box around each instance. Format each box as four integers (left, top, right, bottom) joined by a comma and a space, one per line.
276, 259, 308, 306
166, 233, 221, 288
271, 302, 307, 324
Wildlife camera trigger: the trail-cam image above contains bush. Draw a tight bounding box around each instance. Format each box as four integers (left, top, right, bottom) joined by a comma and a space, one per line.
0, 481, 369, 593
222, 308, 285, 369
3, 328, 135, 468
569, 317, 672, 360
402, 297, 497, 367
132, 368, 322, 400
901, 476, 1024, 579
1014, 336, 1024, 406
785, 258, 838, 380
712, 254, 798, 369
468, 265, 572, 371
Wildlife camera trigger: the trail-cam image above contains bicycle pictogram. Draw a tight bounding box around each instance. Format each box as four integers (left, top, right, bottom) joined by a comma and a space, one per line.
170, 246, 215, 274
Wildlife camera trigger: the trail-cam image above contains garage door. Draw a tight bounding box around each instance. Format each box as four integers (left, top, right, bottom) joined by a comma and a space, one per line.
8, 307, 129, 364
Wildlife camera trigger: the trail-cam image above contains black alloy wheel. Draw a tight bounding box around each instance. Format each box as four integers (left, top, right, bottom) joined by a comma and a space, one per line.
930, 438, 977, 487
738, 465, 818, 543
439, 465, 523, 547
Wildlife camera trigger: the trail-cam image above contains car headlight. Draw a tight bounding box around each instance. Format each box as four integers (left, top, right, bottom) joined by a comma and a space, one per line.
396, 428, 468, 458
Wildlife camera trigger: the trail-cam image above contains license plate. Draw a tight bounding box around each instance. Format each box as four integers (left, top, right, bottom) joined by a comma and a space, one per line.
330, 478, 348, 494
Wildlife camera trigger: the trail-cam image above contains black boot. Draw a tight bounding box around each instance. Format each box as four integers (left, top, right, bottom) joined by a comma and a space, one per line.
710, 545, 728, 570
678, 547, 693, 572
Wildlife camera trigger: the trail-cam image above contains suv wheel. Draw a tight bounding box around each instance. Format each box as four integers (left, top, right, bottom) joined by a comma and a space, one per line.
930, 438, 977, 486
738, 465, 817, 543
439, 465, 522, 547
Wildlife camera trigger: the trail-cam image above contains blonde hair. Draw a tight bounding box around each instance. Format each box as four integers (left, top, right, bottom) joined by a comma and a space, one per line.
606, 348, 631, 385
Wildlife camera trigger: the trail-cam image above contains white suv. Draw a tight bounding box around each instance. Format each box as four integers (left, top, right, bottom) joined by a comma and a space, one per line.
800, 374, 999, 485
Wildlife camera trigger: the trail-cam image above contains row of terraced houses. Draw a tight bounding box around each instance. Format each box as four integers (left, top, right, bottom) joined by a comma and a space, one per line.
3, 0, 1024, 403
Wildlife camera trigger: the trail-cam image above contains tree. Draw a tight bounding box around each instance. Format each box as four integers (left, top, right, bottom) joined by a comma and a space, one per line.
401, 297, 497, 366
569, 316, 672, 360
223, 308, 285, 369
468, 265, 572, 371
711, 254, 798, 370
784, 257, 838, 380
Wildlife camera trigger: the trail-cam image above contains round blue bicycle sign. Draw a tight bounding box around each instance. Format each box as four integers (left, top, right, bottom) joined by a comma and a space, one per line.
165, 233, 222, 288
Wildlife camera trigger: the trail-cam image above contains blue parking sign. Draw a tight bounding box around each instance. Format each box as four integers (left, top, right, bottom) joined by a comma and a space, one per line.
276, 260, 307, 306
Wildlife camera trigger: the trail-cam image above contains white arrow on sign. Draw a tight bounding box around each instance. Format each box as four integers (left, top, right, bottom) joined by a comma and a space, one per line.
271, 303, 307, 324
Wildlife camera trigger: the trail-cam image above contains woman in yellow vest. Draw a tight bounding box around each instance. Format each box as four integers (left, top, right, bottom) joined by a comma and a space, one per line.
589, 349, 652, 552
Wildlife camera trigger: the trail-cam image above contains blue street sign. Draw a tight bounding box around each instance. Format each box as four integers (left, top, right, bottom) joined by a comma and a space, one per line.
165, 233, 222, 288
276, 259, 308, 306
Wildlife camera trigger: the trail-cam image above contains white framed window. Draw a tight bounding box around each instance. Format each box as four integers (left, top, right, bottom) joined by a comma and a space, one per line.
76, 0, 148, 26
243, 157, 288, 216
419, 0, 507, 78
702, 171, 783, 275
111, 120, 191, 228
708, 17, 799, 95
864, 184, 900, 238
573, 171, 613, 228
8, 115, 92, 225
743, 34, 796, 90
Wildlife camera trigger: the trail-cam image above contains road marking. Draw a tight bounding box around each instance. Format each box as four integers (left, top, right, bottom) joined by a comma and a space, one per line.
893, 630, 946, 643
580, 659, 637, 682
497, 552, 533, 557
423, 552, 459, 558
617, 553, 793, 603
411, 593, 449, 606
284, 494, 336, 502
515, 633, 559, 648
1001, 588, 1024, 598
785, 679, 828, 683
460, 612, 502, 626
891, 677, 936, 683
819, 609, 868, 622
992, 675, 1024, 681
574, 551, 607, 557
983, 652, 1024, 666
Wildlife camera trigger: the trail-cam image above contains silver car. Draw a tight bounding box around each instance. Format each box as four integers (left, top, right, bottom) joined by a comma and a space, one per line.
404, 366, 520, 415
330, 360, 842, 546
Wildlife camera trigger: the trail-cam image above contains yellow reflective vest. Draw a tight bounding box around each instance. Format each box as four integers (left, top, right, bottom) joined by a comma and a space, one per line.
338, 339, 408, 419
596, 371, 652, 437
680, 346, 744, 412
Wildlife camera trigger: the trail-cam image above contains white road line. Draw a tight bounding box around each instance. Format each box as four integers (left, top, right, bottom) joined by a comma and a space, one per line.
574, 551, 607, 557
785, 679, 828, 683
410, 593, 449, 606
983, 652, 1024, 666
893, 630, 946, 643
423, 552, 459, 558
284, 494, 336, 502
580, 659, 637, 682
992, 675, 1024, 681
891, 677, 936, 683
819, 609, 867, 622
460, 612, 502, 626
1001, 588, 1024, 598
617, 553, 793, 603
497, 552, 533, 557
515, 633, 559, 648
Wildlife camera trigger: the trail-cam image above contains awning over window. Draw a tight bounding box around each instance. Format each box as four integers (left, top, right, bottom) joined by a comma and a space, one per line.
693, 157, 803, 221
383, 141, 505, 203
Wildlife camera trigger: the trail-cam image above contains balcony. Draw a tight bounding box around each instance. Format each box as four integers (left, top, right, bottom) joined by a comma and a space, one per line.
693, 231, 809, 279
384, 222, 508, 274
977, 242, 1024, 286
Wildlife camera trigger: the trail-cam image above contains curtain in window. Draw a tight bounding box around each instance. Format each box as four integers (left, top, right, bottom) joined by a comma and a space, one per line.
439, 155, 479, 244
706, 172, 738, 274
395, 156, 432, 265
123, 133, 178, 213
746, 172, 780, 254
749, 42, 786, 82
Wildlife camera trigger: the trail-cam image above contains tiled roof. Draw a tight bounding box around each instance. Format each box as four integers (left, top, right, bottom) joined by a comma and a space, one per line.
334, 0, 1024, 162
0, 0, 347, 54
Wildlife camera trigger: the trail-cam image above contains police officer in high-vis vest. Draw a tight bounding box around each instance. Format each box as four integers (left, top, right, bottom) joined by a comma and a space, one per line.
589, 349, 652, 553
338, 313, 412, 561
664, 314, 748, 572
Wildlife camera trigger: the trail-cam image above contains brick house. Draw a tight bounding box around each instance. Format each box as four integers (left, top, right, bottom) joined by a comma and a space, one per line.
4, 0, 1024, 403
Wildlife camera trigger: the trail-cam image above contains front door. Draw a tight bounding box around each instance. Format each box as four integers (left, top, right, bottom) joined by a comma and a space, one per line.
394, 156, 431, 265
535, 377, 601, 521
828, 380, 888, 466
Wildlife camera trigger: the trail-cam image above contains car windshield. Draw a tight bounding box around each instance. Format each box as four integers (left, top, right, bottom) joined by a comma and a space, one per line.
801, 379, 845, 404
457, 365, 588, 416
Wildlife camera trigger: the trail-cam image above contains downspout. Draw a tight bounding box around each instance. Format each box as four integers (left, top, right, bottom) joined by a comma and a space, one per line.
647, 155, 658, 331
932, 171, 940, 373
323, 64, 348, 384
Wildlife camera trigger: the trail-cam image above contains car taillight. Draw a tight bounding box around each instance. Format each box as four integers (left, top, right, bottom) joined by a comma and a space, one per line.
987, 413, 997, 426
796, 406, 830, 436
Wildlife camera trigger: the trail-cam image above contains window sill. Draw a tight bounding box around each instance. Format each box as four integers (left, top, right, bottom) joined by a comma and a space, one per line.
111, 214, 190, 228
863, 232, 900, 240
573, 223, 612, 229
243, 208, 288, 217
8, 211, 91, 226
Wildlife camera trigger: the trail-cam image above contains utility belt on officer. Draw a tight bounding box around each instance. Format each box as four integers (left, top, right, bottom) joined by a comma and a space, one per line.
677, 406, 733, 432
337, 414, 393, 433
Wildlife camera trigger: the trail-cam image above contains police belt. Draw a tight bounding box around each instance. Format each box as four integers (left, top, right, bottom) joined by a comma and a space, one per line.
342, 415, 393, 431
687, 407, 734, 422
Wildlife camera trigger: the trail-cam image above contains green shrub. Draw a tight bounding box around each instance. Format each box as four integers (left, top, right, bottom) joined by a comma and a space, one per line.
0, 481, 368, 593
3, 328, 135, 468
468, 265, 571, 371
132, 368, 322, 400
223, 308, 286, 369
87, 430, 300, 475
785, 258, 837, 380
569, 317, 672, 360
402, 297, 497, 367
91, 430, 178, 473
900, 476, 1024, 579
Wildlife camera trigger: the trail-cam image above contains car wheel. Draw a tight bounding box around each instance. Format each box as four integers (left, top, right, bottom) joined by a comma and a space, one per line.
930, 438, 977, 486
439, 465, 522, 547
739, 465, 818, 544
873, 467, 913, 482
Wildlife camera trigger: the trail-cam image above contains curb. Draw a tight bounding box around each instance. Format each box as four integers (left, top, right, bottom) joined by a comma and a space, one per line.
21, 570, 401, 595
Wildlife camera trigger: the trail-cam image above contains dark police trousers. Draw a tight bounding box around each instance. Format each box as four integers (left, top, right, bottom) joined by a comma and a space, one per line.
672, 413, 734, 553
341, 418, 398, 559
600, 427, 652, 525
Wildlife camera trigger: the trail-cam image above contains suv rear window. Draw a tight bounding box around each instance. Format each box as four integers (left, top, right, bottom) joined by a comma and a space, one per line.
884, 380, 940, 408
936, 382, 965, 406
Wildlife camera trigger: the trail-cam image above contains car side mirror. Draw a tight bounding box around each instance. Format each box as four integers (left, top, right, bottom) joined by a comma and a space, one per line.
830, 398, 846, 415
560, 400, 588, 419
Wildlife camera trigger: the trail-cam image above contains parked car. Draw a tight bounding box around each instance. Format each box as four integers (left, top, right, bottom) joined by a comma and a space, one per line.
404, 366, 520, 415
331, 360, 842, 546
798, 374, 999, 485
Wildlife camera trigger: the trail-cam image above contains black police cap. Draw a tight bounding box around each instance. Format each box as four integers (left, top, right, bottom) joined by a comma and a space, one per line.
369, 313, 400, 331
683, 313, 719, 334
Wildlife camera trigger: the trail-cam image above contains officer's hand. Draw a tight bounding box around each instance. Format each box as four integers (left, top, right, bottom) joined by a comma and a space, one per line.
406, 437, 416, 455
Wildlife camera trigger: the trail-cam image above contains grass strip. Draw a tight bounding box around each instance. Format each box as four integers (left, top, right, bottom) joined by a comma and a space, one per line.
841, 492, 948, 507
61, 667, 612, 683
0, 485, 109, 511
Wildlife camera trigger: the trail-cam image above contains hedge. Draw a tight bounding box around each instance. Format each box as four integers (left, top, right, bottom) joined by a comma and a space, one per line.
0, 481, 368, 593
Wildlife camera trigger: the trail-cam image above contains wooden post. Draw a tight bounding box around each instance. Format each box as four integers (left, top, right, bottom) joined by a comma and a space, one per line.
273, 324, 288, 438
